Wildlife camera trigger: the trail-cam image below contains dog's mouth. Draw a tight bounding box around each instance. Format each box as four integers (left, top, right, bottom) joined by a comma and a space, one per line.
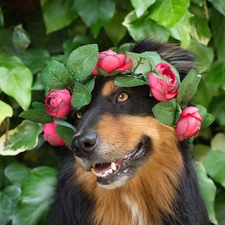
91, 137, 150, 186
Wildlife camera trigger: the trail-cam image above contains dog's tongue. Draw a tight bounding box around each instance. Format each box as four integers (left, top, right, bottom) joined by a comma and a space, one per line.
92, 163, 111, 174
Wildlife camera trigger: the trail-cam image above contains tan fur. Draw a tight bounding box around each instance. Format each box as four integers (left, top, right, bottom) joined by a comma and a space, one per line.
74, 114, 183, 225
101, 80, 118, 97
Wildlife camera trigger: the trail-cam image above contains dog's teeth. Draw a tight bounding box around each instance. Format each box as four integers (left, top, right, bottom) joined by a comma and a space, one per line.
92, 163, 96, 168
111, 162, 117, 171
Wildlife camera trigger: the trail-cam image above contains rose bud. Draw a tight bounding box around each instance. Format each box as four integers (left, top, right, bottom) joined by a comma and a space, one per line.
45, 89, 72, 118
92, 49, 132, 75
175, 107, 202, 141
148, 63, 178, 101
43, 122, 65, 146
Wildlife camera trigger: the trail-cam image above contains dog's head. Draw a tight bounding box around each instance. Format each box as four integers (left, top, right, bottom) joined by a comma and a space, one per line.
69, 39, 196, 189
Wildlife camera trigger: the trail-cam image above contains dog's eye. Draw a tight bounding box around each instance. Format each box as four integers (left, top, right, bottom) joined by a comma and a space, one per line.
76, 111, 82, 119
117, 92, 129, 102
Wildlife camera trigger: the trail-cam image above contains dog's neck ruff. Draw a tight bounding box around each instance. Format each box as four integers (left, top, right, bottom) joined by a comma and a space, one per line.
20, 43, 211, 147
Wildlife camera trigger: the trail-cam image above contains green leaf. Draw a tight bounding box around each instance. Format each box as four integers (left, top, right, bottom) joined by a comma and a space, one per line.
56, 124, 75, 146
169, 10, 192, 47
104, 10, 127, 46
196, 105, 215, 129
149, 0, 190, 28
126, 51, 161, 75
0, 101, 13, 124
123, 11, 169, 42
210, 95, 225, 128
41, 60, 72, 90
208, 0, 225, 16
215, 191, 225, 225
188, 40, 214, 73
41, 0, 77, 33
0, 54, 33, 110
177, 69, 202, 103
18, 48, 50, 74
0, 186, 22, 225
71, 80, 91, 110
12, 166, 56, 225
189, 5, 212, 46
54, 118, 76, 132
0, 7, 4, 27
152, 99, 177, 126
193, 144, 211, 163
19, 109, 53, 123
204, 60, 225, 89
211, 133, 225, 152
66, 44, 98, 80
12, 26, 31, 50
73, 0, 115, 37
0, 120, 43, 156
114, 76, 146, 87
5, 163, 31, 185
131, 0, 155, 17
196, 162, 217, 225
204, 150, 225, 188
32, 102, 45, 110
82, 76, 96, 93
210, 7, 225, 60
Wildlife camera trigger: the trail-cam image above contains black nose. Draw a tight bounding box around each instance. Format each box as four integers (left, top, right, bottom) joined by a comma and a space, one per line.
72, 132, 98, 154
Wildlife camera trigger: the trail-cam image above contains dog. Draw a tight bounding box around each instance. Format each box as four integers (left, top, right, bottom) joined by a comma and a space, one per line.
48, 39, 210, 225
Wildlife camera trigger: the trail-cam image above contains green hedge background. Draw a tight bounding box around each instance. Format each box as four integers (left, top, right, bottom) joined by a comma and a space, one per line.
0, 0, 225, 224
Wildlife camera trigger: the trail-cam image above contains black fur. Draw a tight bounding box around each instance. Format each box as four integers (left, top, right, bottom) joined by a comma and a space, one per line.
48, 39, 210, 225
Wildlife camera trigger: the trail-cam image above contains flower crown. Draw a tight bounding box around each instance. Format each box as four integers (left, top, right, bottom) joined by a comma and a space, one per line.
20, 44, 214, 147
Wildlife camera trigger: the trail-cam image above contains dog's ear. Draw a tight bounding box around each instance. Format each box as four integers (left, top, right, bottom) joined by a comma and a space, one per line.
130, 38, 195, 81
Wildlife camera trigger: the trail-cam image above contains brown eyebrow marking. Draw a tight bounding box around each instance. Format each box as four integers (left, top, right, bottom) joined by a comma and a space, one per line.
101, 80, 119, 97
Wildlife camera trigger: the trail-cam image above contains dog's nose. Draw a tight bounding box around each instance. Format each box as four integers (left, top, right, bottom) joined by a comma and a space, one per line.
72, 132, 98, 154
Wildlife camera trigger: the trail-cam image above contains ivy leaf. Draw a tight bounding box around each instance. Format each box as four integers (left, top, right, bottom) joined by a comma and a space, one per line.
210, 7, 225, 60
0, 54, 33, 110
196, 162, 217, 225
189, 5, 212, 46
41, 0, 77, 33
204, 150, 225, 188
56, 125, 75, 146
131, 0, 155, 17
114, 76, 146, 87
149, 0, 190, 28
12, 26, 30, 51
0, 8, 3, 27
104, 10, 127, 46
177, 69, 202, 103
0, 186, 22, 225
66, 44, 98, 80
204, 60, 225, 89
71, 80, 91, 110
12, 166, 56, 225
0, 121, 43, 156
73, 0, 115, 37
19, 109, 53, 123
208, 0, 225, 16
41, 60, 72, 91
0, 101, 13, 124
152, 99, 177, 126
196, 105, 215, 129
123, 11, 169, 42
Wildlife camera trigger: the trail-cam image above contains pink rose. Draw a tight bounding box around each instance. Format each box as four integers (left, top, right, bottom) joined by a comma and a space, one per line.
92, 49, 132, 75
45, 89, 72, 118
176, 107, 202, 141
148, 63, 178, 101
43, 122, 65, 146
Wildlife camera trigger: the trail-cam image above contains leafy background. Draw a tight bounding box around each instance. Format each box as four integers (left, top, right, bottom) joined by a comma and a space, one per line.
0, 0, 225, 224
